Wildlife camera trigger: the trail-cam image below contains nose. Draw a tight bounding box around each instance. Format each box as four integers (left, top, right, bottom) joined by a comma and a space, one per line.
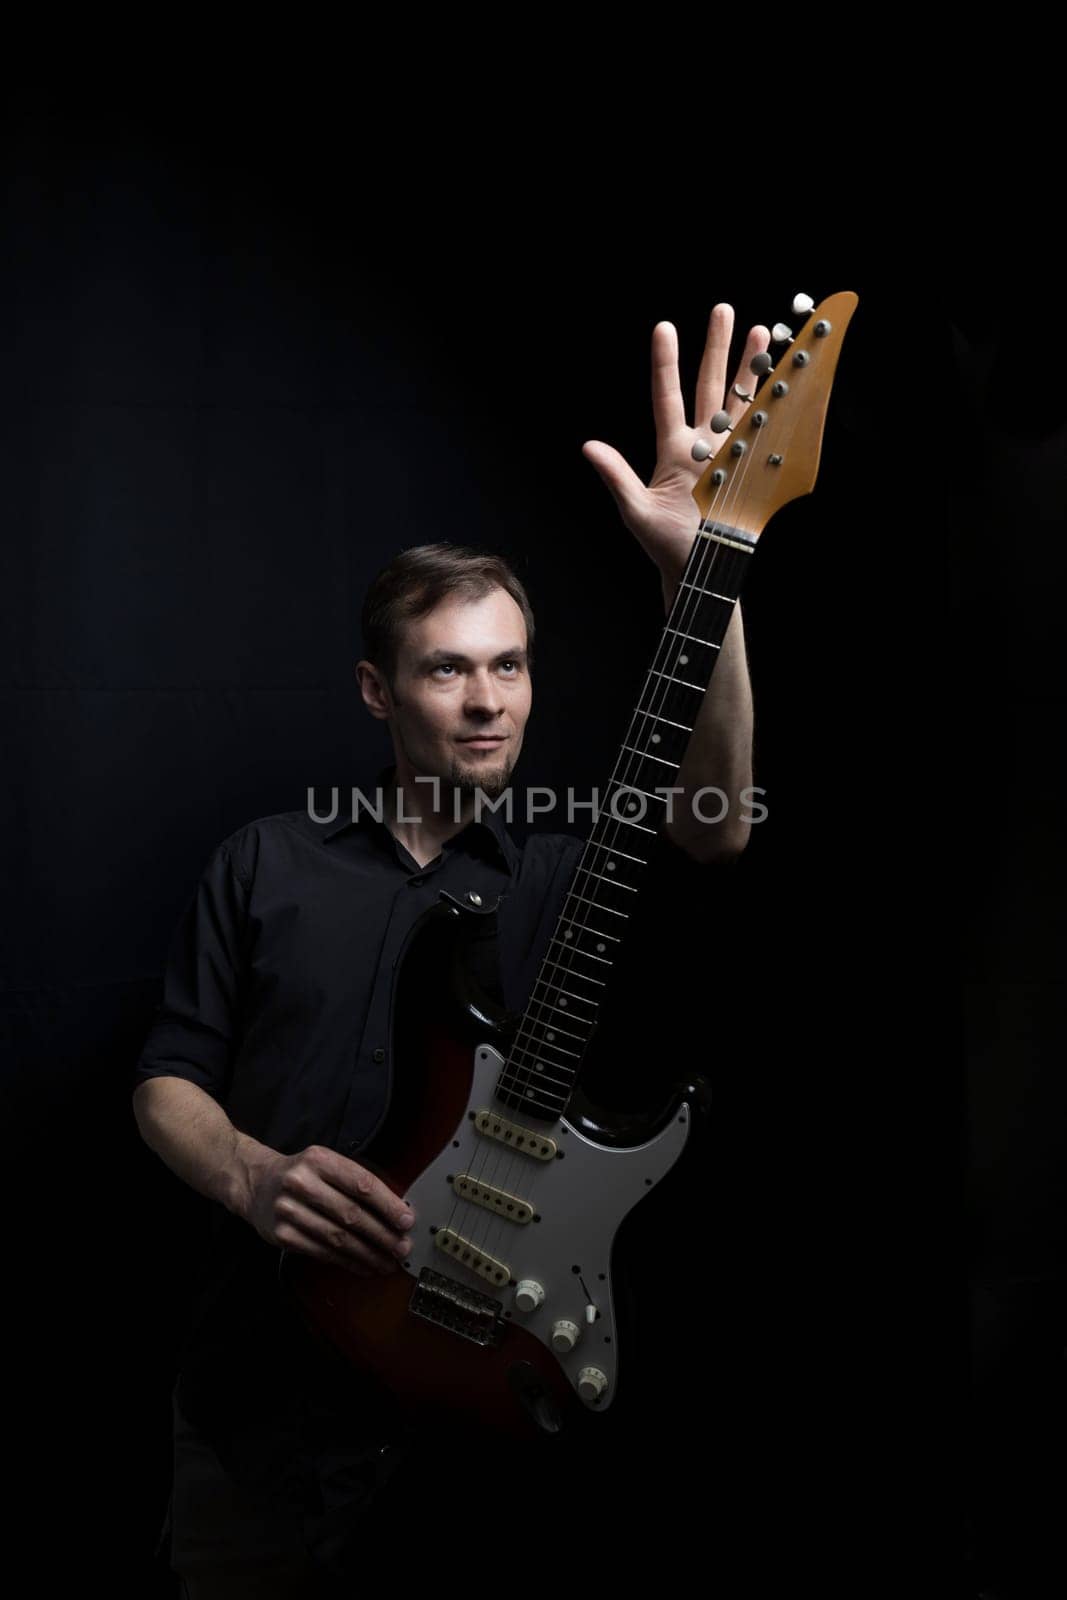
464, 667, 505, 717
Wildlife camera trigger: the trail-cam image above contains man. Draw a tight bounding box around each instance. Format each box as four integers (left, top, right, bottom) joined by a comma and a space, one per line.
132, 305, 765, 1595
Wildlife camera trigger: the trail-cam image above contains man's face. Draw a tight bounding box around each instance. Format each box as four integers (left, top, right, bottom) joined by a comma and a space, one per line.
366, 587, 533, 804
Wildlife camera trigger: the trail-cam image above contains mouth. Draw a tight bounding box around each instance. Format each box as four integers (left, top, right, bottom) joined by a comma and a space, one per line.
457, 736, 508, 750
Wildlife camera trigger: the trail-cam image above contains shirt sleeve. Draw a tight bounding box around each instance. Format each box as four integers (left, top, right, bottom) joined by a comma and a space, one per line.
131, 835, 252, 1103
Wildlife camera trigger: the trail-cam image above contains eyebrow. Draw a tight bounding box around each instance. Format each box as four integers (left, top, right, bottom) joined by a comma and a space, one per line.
417, 647, 528, 670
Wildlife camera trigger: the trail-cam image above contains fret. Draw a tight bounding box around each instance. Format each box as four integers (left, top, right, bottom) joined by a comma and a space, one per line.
679, 579, 736, 605
500, 516, 759, 1125
578, 866, 641, 891
665, 625, 718, 651
513, 1031, 581, 1061
650, 667, 707, 694
507, 1050, 573, 1087
517, 1009, 587, 1045
548, 938, 613, 967
561, 890, 630, 919
559, 915, 622, 943
605, 780, 670, 808
621, 743, 679, 770
593, 813, 657, 836
635, 682, 705, 732
497, 1075, 567, 1107
633, 710, 693, 734
556, 932, 620, 957
581, 841, 648, 867
541, 956, 607, 988
528, 978, 598, 1013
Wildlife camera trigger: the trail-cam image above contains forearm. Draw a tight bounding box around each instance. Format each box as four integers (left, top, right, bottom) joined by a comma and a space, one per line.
131, 1076, 277, 1222
661, 586, 754, 861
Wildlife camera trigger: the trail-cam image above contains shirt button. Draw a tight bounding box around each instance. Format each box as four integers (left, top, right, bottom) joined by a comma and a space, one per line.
372, 1047, 386, 1063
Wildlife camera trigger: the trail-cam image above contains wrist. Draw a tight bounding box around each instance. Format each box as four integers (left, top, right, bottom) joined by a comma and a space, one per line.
224, 1131, 278, 1221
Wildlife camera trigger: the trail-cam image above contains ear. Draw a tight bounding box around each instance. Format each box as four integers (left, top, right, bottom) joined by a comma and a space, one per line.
356, 659, 393, 722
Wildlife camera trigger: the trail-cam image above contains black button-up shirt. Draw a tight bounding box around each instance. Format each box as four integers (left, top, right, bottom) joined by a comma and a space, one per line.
131, 762, 586, 1156
133, 759, 707, 1575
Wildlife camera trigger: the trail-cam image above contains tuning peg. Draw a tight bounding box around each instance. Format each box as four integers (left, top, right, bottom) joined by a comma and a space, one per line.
709, 410, 733, 434
771, 322, 794, 345
792, 292, 814, 316
732, 384, 755, 402
690, 438, 715, 461
750, 351, 774, 376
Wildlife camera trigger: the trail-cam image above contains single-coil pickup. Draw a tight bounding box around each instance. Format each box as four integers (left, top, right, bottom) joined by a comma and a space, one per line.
433, 1227, 511, 1286
453, 1172, 533, 1224
474, 1108, 557, 1161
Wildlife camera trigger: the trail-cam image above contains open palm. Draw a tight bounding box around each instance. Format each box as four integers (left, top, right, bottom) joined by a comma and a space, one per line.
582, 303, 771, 581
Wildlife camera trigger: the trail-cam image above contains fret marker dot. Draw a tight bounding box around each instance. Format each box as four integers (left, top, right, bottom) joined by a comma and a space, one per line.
559, 998, 568, 1007
547, 1031, 555, 1041
596, 942, 605, 952
651, 734, 661, 744
607, 861, 616, 872
564, 929, 573, 939
679, 654, 689, 665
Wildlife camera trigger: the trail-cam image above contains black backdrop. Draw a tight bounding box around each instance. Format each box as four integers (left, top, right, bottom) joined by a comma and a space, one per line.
0, 90, 1049, 1594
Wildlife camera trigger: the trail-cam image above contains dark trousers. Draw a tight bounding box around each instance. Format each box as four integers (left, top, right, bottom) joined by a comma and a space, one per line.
163, 1382, 415, 1595
163, 1379, 591, 1594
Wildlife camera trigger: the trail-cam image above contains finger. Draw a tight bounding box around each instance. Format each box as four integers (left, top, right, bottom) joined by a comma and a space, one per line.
307, 1146, 415, 1235
650, 320, 688, 449
581, 439, 651, 525
276, 1213, 388, 1276
285, 1163, 414, 1257
275, 1192, 407, 1275
725, 323, 771, 421
694, 303, 735, 429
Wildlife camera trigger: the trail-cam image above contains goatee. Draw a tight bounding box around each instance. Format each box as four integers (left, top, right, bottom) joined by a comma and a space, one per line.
446, 751, 514, 805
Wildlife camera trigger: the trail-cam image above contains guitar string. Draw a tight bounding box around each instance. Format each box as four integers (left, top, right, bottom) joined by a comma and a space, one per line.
435, 323, 820, 1392
439, 332, 793, 1281
443, 339, 784, 1285
453, 427, 757, 1280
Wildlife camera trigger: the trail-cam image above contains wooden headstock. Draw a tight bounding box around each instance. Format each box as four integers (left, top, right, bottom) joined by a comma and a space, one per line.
691, 289, 859, 538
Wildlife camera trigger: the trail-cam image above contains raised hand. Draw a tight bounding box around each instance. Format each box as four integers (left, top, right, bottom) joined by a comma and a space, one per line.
581, 303, 770, 585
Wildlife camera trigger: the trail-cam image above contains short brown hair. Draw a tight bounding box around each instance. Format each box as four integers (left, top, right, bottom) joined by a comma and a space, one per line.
361, 542, 536, 689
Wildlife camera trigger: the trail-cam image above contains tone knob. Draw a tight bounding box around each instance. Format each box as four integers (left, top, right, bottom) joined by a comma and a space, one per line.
577, 1366, 609, 1403
514, 1279, 545, 1313
551, 1319, 581, 1352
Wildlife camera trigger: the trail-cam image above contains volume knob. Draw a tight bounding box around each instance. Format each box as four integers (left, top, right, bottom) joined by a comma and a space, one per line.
514, 1279, 545, 1314
576, 1366, 609, 1403
551, 1319, 581, 1352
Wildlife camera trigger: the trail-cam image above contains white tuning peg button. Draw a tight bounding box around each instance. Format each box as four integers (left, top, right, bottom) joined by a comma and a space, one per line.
750, 351, 774, 376
709, 410, 733, 433
771, 322, 793, 344
690, 438, 714, 461
792, 293, 814, 316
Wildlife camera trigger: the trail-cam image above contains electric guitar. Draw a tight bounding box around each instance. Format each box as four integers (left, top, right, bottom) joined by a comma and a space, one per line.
279, 289, 858, 1442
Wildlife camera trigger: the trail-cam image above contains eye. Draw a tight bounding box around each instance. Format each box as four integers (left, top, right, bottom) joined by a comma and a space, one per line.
500, 660, 519, 673
432, 664, 456, 677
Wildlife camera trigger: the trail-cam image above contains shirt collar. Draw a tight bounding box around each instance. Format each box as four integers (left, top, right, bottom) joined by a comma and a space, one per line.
321, 762, 518, 874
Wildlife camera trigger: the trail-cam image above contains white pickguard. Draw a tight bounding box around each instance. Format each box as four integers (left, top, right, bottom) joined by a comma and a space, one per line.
396, 1040, 691, 1410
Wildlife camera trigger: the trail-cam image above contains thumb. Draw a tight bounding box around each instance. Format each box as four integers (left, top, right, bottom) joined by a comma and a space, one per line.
581, 440, 648, 525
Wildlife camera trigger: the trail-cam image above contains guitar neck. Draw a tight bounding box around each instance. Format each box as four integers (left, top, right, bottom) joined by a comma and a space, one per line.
495, 516, 756, 1120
